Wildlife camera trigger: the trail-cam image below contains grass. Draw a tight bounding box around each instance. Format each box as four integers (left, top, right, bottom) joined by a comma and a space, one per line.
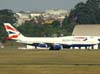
1, 47, 100, 74
0, 65, 100, 74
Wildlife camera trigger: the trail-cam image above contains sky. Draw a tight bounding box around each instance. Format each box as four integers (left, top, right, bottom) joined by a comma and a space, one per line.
0, 0, 87, 12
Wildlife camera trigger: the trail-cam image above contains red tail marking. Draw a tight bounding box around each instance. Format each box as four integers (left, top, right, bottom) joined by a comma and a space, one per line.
5, 25, 17, 31
7, 35, 19, 39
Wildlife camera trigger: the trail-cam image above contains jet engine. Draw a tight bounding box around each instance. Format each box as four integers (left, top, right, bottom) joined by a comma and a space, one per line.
38, 43, 48, 48
49, 44, 63, 50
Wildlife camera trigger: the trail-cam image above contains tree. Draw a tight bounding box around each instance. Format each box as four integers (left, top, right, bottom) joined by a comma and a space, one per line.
51, 20, 60, 28
0, 9, 16, 24
0, 9, 17, 42
69, 0, 100, 24
17, 21, 46, 37
0, 23, 7, 43
86, 0, 100, 23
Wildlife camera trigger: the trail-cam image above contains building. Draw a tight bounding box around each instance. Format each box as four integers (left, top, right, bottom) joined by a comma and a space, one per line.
44, 9, 69, 21
45, 9, 68, 16
14, 9, 69, 25
15, 12, 42, 25
72, 24, 100, 36
14, 12, 31, 25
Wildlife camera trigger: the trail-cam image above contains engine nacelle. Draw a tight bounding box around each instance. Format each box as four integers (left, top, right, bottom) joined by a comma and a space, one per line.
38, 43, 48, 48
53, 44, 63, 50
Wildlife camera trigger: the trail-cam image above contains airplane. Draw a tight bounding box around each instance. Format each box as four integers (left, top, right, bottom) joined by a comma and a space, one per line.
3, 23, 100, 50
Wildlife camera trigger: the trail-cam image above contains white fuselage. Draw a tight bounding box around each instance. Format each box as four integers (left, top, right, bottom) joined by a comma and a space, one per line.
17, 36, 100, 45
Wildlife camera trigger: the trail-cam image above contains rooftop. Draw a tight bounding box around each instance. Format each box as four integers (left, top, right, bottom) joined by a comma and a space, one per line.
72, 24, 100, 36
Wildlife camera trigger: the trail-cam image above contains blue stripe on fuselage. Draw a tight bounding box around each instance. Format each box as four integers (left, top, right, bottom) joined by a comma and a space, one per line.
69, 44, 95, 47
62, 44, 95, 48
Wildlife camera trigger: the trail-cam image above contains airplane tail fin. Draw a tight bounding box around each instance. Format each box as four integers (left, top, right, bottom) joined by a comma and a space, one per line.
4, 23, 24, 40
